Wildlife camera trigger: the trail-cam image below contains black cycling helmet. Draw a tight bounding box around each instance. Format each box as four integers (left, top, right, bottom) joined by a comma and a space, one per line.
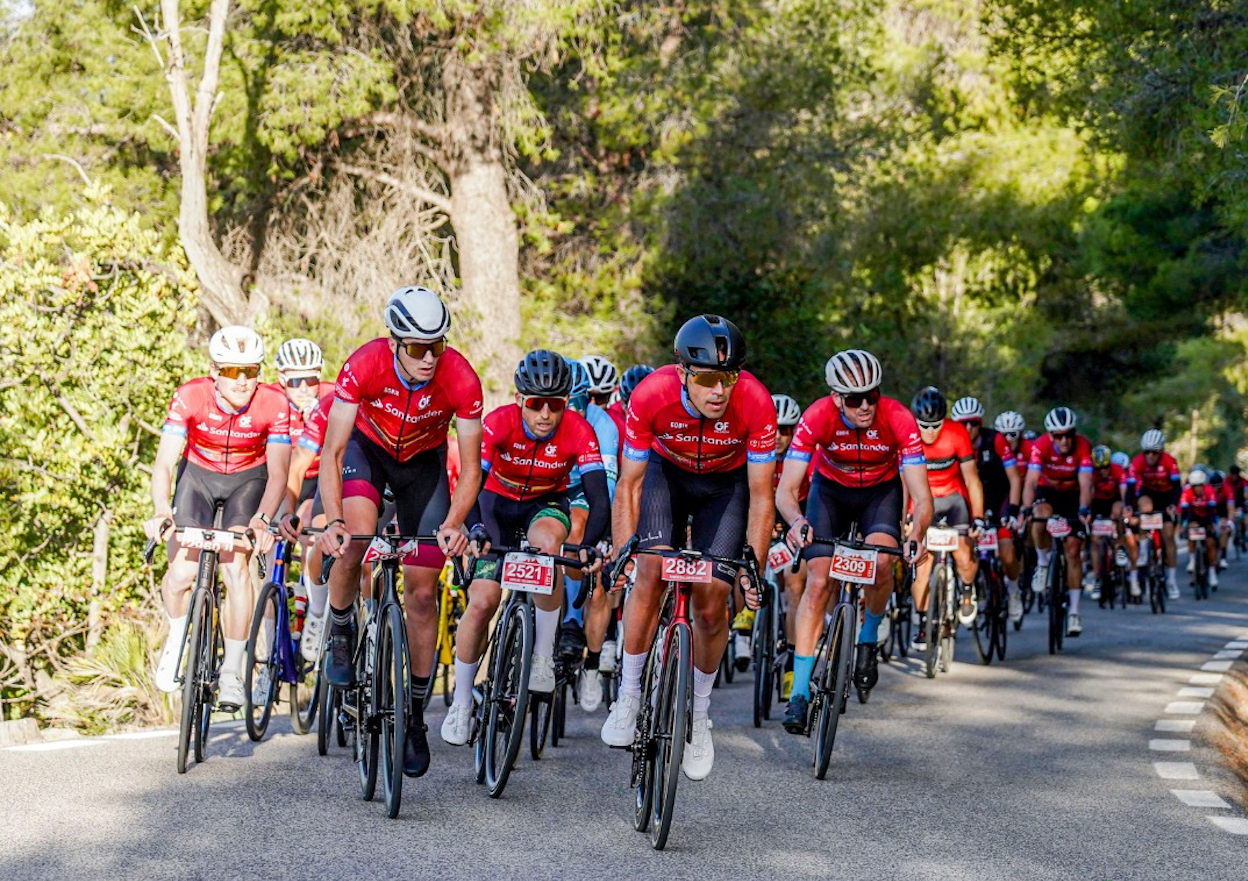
673, 314, 746, 370
515, 349, 573, 396
910, 386, 947, 424
619, 364, 654, 404
1211, 469, 1226, 486
1232, 465, 1243, 477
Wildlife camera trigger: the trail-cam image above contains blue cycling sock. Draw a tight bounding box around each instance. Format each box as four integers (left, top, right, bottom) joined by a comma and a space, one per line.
859, 609, 885, 645
563, 577, 584, 625
791, 654, 815, 700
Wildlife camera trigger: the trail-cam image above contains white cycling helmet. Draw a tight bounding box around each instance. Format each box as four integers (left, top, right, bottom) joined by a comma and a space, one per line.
994, 410, 1025, 434
772, 394, 801, 427
951, 396, 985, 422
1188, 468, 1207, 487
209, 326, 264, 366
579, 355, 619, 395
1141, 429, 1165, 452
1043, 406, 1078, 433
825, 349, 882, 394
274, 338, 324, 373
384, 286, 451, 340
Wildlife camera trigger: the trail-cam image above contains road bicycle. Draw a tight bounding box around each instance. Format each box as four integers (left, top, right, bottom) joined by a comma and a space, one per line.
750, 540, 793, 728
970, 520, 1008, 665
1035, 515, 1078, 655
923, 520, 965, 678
1137, 512, 1167, 615
1186, 522, 1213, 601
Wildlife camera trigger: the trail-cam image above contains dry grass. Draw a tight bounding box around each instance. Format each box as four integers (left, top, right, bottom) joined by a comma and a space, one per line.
1209, 664, 1248, 809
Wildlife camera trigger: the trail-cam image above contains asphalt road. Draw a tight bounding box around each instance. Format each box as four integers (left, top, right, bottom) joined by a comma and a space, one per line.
3, 567, 1247, 881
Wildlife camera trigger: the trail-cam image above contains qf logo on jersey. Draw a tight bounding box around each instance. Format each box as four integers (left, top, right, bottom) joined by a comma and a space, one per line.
418, 395, 432, 408
239, 415, 252, 428
714, 421, 730, 433
545, 443, 558, 457
867, 429, 879, 440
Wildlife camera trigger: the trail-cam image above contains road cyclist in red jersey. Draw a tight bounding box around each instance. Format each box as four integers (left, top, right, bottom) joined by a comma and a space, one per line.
580, 354, 620, 411
315, 285, 483, 779
600, 315, 776, 781
1022, 407, 1095, 638
1127, 429, 1182, 600
776, 350, 932, 734
1087, 444, 1137, 601
144, 326, 292, 710
909, 388, 986, 647
1208, 470, 1236, 570
607, 364, 655, 441
1179, 468, 1222, 591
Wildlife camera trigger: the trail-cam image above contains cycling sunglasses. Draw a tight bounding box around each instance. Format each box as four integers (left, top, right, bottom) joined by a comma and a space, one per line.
523, 395, 568, 413
1004, 431, 1021, 440
841, 388, 881, 409
917, 420, 944, 432
216, 364, 261, 380
1052, 431, 1076, 442
395, 337, 447, 360
684, 368, 740, 389
284, 375, 319, 388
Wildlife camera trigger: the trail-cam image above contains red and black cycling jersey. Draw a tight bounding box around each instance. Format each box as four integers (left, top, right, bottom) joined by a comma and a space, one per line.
1028, 433, 1094, 492
162, 377, 291, 474
787, 395, 924, 489
921, 418, 974, 500
480, 404, 604, 501
606, 400, 627, 442
971, 427, 1017, 514
1130, 451, 1182, 504
1180, 485, 1220, 522
295, 392, 336, 480
1092, 463, 1129, 502
1225, 473, 1245, 508
265, 380, 335, 446
334, 338, 483, 463
623, 365, 776, 474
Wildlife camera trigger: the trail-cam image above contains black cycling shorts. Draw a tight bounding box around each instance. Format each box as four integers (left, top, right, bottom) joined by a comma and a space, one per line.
298, 475, 318, 506
474, 490, 573, 583
1035, 485, 1081, 523
1134, 490, 1175, 524
803, 474, 902, 561
932, 493, 970, 528
635, 457, 749, 585
340, 428, 449, 535
1091, 497, 1118, 520
172, 461, 267, 529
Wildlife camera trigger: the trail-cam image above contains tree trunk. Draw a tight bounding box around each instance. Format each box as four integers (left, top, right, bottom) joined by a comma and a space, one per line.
442, 53, 522, 405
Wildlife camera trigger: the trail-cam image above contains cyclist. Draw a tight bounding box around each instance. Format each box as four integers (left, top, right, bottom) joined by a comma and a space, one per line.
952, 396, 1023, 606
909, 388, 985, 644
1210, 470, 1236, 569
1228, 465, 1246, 556
317, 286, 482, 780
1179, 469, 1220, 589
1128, 429, 1182, 600
600, 315, 776, 782
608, 364, 655, 440
441, 351, 608, 746
144, 327, 290, 710
1089, 444, 1137, 600
580, 354, 619, 409
1022, 406, 1094, 637
556, 358, 620, 713
777, 350, 931, 734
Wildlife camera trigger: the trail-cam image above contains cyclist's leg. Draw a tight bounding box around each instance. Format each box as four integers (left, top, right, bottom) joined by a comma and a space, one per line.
218, 467, 269, 690
786, 474, 843, 709
527, 506, 573, 672
1031, 496, 1055, 588
560, 502, 590, 654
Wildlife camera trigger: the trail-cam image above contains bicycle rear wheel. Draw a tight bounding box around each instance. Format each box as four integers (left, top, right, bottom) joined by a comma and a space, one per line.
751, 601, 773, 728
813, 604, 851, 780
316, 663, 337, 756
530, 691, 553, 760
355, 623, 379, 801
244, 582, 282, 742
650, 622, 691, 850
633, 637, 663, 834
291, 654, 319, 736
485, 604, 532, 798
992, 571, 1008, 662
970, 564, 993, 666
177, 588, 211, 774
925, 568, 945, 679
377, 604, 408, 819
1047, 555, 1065, 655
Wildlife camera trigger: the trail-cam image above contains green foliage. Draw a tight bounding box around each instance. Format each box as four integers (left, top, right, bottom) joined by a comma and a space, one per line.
0, 187, 199, 714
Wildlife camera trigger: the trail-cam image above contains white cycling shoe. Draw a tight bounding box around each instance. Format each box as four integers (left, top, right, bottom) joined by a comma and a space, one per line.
441, 702, 472, 746
301, 610, 326, 663
681, 718, 714, 780
528, 654, 556, 694
601, 694, 641, 747
579, 669, 603, 713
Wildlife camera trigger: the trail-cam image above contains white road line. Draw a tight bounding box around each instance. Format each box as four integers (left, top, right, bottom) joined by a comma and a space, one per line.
1155, 719, 1195, 733
1190, 673, 1224, 685
1149, 739, 1191, 752
1212, 650, 1243, 660
1225, 641, 1248, 650
1207, 818, 1248, 835
1154, 762, 1200, 780
1165, 701, 1206, 713
7, 740, 100, 753
1200, 661, 1234, 673
108, 730, 177, 741
1178, 686, 1216, 698
1171, 790, 1232, 809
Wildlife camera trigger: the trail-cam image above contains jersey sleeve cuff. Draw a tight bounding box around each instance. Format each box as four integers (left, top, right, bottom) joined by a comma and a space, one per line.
623, 444, 651, 462
747, 451, 776, 465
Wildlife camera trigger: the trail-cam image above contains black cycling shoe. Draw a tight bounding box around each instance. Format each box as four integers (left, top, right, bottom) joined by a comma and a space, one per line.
403, 719, 431, 778
853, 642, 878, 691
559, 620, 586, 657
324, 618, 357, 688
782, 694, 809, 735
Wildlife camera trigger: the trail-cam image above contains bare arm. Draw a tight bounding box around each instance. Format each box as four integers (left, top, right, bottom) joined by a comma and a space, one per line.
1078, 469, 1094, 511
1005, 462, 1022, 509
775, 457, 806, 535
445, 417, 482, 531
149, 433, 185, 517
317, 401, 359, 525
611, 455, 647, 549
745, 459, 777, 563
1022, 467, 1039, 508
903, 463, 934, 549
961, 459, 984, 521
285, 445, 316, 514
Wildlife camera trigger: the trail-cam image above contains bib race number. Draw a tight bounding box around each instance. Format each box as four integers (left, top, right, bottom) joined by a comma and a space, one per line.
501, 553, 556, 595
1140, 513, 1164, 531
180, 528, 237, 552
926, 527, 960, 553
767, 542, 794, 572
830, 545, 878, 585
661, 556, 714, 584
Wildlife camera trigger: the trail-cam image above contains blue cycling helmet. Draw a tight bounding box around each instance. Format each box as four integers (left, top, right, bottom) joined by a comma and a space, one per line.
1111, 451, 1130, 469
565, 356, 591, 412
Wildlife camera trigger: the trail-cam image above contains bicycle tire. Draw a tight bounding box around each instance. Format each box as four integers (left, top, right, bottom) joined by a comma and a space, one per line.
291, 657, 319, 736
316, 665, 336, 756
813, 604, 851, 780
1048, 553, 1065, 655
925, 568, 945, 679
177, 587, 210, 774
379, 604, 409, 819
992, 568, 1008, 662
895, 571, 913, 657
650, 621, 691, 851
752, 601, 772, 728
970, 563, 993, 666
633, 638, 662, 834
939, 577, 954, 674
193, 603, 216, 766
244, 582, 282, 742
356, 620, 379, 802
485, 604, 532, 798
530, 692, 553, 760
552, 672, 567, 746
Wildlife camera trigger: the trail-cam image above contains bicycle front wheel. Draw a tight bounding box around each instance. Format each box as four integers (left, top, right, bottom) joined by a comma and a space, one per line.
355, 625, 379, 801
650, 622, 691, 851
316, 662, 337, 756
530, 690, 553, 761
813, 604, 851, 780
633, 639, 662, 834
970, 564, 993, 666
925, 568, 945, 679
244, 582, 282, 742
485, 604, 532, 798
751, 601, 773, 728
378, 603, 409, 819
177, 587, 211, 774
1048, 555, 1065, 655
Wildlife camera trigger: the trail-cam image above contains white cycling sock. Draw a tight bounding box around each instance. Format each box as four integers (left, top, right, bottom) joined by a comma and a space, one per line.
1068, 589, 1080, 616
1005, 578, 1018, 596
453, 658, 478, 708
534, 606, 560, 659
693, 666, 715, 720
1166, 566, 1177, 583
1036, 549, 1052, 567
223, 638, 246, 678
304, 573, 328, 617
620, 650, 647, 698
166, 613, 188, 644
